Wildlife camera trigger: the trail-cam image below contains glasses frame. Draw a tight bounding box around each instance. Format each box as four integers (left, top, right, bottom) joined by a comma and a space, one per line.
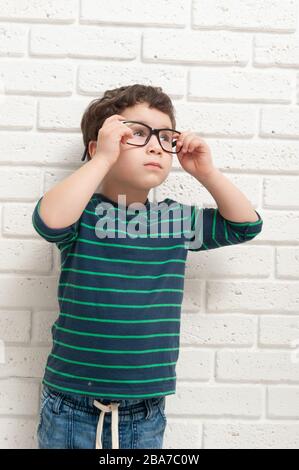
81, 120, 181, 161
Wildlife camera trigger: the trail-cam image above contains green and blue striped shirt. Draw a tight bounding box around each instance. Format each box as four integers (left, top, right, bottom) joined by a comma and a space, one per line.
32, 192, 263, 399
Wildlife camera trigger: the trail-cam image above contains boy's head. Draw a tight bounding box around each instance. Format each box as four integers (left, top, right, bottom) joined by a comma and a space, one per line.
80, 84, 178, 195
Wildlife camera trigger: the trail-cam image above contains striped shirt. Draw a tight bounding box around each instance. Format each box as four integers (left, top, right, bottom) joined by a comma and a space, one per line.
32, 192, 263, 399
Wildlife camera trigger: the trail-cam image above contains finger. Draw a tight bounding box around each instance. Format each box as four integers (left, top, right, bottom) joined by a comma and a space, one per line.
179, 134, 196, 153
176, 131, 195, 150
107, 120, 132, 133
104, 115, 126, 125
119, 127, 134, 144
176, 135, 186, 151
188, 143, 198, 153
112, 114, 127, 120
177, 130, 193, 142
187, 137, 200, 153
101, 117, 127, 133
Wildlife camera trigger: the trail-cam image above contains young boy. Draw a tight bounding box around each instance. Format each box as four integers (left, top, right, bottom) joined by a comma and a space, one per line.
32, 84, 263, 449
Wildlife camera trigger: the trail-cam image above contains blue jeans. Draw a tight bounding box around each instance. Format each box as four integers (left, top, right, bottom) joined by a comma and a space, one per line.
36, 384, 167, 449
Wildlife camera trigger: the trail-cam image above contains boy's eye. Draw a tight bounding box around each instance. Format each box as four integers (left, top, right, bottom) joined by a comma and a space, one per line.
160, 133, 171, 142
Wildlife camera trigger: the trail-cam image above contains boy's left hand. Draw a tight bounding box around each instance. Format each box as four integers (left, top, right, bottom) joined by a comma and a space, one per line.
176, 130, 215, 180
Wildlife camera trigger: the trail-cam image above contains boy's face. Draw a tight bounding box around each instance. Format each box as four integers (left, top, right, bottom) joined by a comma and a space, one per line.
91, 102, 175, 194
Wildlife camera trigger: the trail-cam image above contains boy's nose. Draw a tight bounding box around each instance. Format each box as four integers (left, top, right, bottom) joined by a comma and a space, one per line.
146, 134, 163, 152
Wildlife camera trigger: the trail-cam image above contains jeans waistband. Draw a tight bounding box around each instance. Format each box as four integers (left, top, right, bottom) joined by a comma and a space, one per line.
42, 384, 163, 409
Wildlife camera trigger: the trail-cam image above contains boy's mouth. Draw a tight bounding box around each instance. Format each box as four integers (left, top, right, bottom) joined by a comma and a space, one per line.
144, 162, 162, 169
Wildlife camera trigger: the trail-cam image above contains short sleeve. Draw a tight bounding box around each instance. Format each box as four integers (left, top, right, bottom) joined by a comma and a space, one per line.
32, 196, 80, 246
186, 205, 263, 252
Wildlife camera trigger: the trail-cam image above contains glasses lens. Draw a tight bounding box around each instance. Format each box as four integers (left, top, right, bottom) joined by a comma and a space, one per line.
125, 122, 150, 146
124, 122, 179, 153
159, 129, 179, 153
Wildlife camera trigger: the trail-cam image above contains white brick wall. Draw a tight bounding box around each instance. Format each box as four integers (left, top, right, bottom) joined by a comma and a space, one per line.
0, 0, 298, 450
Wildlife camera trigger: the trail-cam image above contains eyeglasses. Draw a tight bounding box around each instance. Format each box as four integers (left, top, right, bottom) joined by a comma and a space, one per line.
81, 120, 181, 161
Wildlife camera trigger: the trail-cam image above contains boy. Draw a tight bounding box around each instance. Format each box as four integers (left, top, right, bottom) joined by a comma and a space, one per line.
32, 84, 263, 449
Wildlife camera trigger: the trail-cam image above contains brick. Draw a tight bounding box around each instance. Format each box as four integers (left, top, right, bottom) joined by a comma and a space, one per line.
3, 202, 43, 237
78, 63, 184, 97
204, 139, 299, 173
255, 34, 299, 66
31, 311, 58, 344
186, 246, 270, 279
0, 417, 38, 449
261, 106, 299, 137
163, 419, 202, 449
0, 132, 83, 165
204, 422, 299, 449
0, 379, 39, 415
193, 0, 297, 31
0, 276, 59, 309
174, 102, 256, 136
0, 346, 50, 377
0, 61, 73, 95
276, 247, 299, 278
253, 210, 299, 243
0, 97, 35, 129
0, 167, 41, 200
264, 176, 299, 208
0, 23, 27, 56
268, 386, 299, 418
180, 313, 256, 346
189, 69, 292, 102
143, 30, 250, 64
0, 240, 52, 272
181, 280, 204, 312
30, 25, 138, 58
0, 310, 31, 342
80, 0, 187, 25
208, 281, 299, 313
158, 171, 261, 207
216, 350, 299, 382
0, 0, 78, 23
38, 97, 89, 130
260, 316, 299, 347
176, 348, 211, 381
170, 384, 262, 417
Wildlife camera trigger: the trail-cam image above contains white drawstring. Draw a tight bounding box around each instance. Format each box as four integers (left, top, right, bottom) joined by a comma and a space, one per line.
93, 400, 120, 449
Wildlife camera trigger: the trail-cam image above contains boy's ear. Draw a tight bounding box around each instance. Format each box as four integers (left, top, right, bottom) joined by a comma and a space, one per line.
88, 140, 97, 158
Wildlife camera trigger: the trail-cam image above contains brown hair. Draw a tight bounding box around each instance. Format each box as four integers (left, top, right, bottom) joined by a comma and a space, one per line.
80, 84, 176, 161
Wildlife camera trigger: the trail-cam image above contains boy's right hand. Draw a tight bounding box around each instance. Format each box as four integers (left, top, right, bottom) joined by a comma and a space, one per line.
93, 114, 134, 168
